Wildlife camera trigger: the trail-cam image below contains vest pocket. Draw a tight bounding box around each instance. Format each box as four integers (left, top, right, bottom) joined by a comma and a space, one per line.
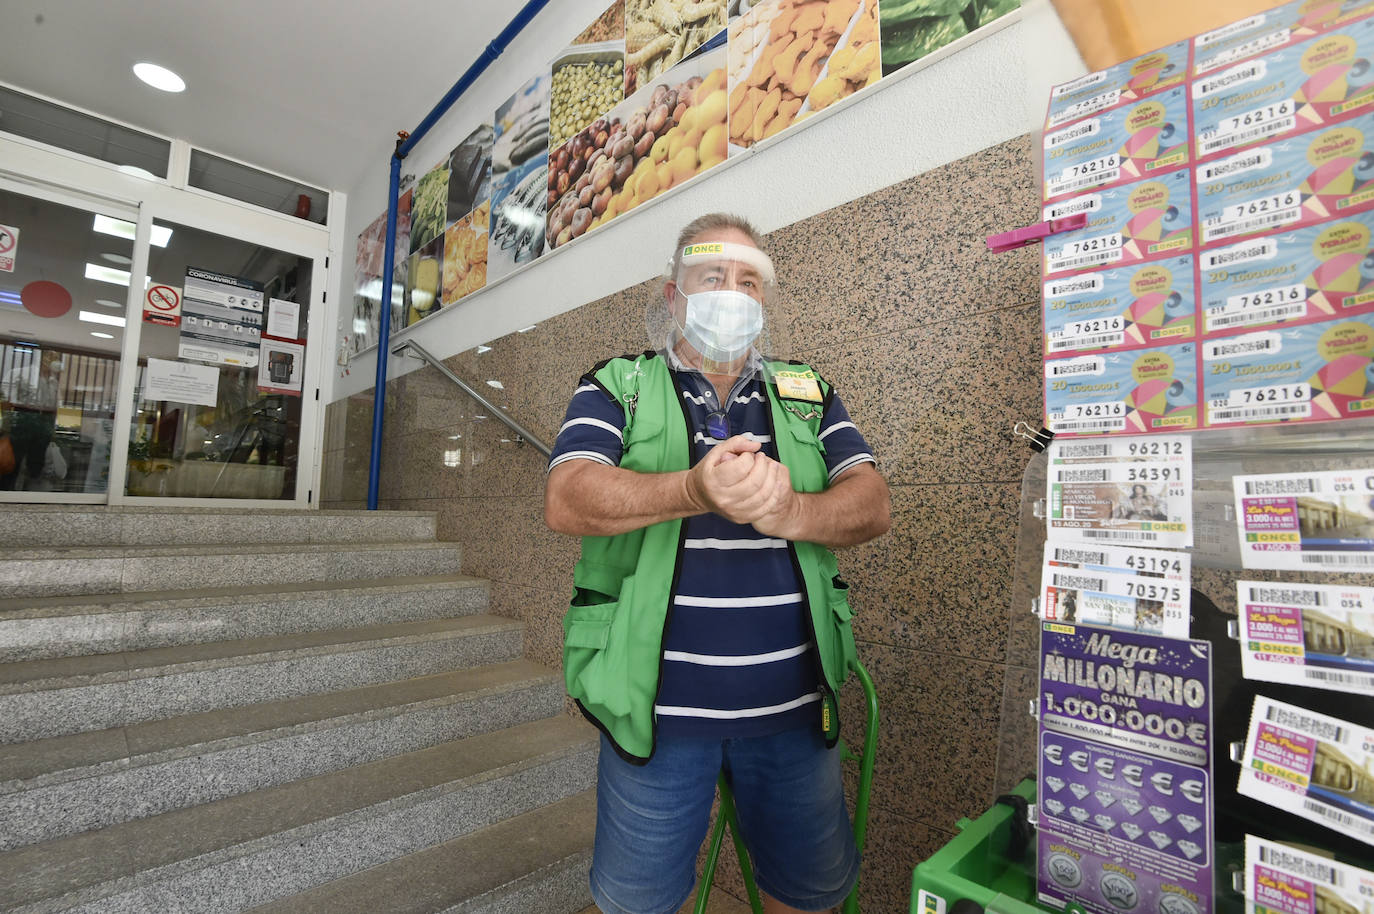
824, 576, 857, 685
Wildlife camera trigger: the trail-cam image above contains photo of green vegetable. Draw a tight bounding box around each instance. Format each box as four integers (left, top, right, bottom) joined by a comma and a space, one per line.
409, 162, 450, 254
878, 0, 1018, 76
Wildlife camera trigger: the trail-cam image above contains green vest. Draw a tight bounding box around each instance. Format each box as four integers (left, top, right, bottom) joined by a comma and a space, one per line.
562, 352, 857, 763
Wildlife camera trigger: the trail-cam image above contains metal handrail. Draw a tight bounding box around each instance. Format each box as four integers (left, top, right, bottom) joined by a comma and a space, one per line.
392, 340, 552, 458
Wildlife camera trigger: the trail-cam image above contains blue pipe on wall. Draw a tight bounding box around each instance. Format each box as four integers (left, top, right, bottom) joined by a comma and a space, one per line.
367, 0, 554, 509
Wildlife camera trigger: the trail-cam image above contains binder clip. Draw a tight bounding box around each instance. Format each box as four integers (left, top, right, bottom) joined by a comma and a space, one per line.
985, 212, 1088, 253
1013, 422, 1055, 453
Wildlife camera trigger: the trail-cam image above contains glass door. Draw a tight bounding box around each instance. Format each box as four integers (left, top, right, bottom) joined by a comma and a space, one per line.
121, 218, 316, 502
0, 183, 137, 501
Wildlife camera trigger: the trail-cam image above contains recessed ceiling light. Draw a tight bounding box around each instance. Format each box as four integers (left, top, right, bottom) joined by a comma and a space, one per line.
100, 252, 132, 265
92, 214, 171, 247
117, 165, 157, 180
85, 263, 130, 287
79, 310, 126, 328
90, 331, 115, 339
133, 62, 185, 93
96, 298, 124, 309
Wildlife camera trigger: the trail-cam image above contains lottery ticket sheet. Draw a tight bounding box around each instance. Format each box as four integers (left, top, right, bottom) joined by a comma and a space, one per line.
1238, 580, 1374, 694
1045, 170, 1196, 277
1233, 468, 1374, 570
1038, 624, 1214, 914
1042, 542, 1193, 637
1202, 315, 1374, 429
1237, 695, 1374, 846
1242, 835, 1374, 914
1047, 42, 1191, 131
1192, 19, 1374, 161
1047, 344, 1199, 435
1047, 436, 1195, 548
1045, 88, 1193, 202
1192, 0, 1374, 77
1197, 216, 1374, 337
1044, 257, 1197, 357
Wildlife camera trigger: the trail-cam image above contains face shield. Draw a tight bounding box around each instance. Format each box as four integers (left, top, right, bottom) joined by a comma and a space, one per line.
647, 240, 789, 377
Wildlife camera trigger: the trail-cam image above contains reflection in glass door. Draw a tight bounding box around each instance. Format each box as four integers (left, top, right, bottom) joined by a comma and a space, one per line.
0, 186, 135, 499
127, 219, 313, 500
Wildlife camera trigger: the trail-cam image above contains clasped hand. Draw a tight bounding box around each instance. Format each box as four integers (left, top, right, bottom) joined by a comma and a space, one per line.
687, 436, 798, 536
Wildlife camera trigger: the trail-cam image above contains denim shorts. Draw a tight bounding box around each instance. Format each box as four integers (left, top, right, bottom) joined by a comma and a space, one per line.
589, 726, 860, 914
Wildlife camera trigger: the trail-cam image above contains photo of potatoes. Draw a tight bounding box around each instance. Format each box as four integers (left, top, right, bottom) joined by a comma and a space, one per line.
726, 0, 881, 149
442, 200, 490, 307
878, 0, 1017, 77
625, 0, 729, 95
545, 47, 729, 252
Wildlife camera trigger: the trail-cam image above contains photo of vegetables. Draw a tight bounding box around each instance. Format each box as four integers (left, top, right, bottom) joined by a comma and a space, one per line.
351, 191, 411, 353
409, 161, 450, 255
878, 0, 1017, 76
490, 74, 552, 282
727, 0, 881, 148
625, 0, 728, 95
550, 44, 625, 149
442, 201, 490, 307
447, 124, 493, 227
574, 0, 626, 45
546, 48, 729, 251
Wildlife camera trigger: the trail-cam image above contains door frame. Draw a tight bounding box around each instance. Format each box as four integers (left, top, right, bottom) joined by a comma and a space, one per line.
0, 138, 334, 508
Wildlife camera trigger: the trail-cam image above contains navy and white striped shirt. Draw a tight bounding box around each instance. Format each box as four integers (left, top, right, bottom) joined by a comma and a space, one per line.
549, 352, 875, 738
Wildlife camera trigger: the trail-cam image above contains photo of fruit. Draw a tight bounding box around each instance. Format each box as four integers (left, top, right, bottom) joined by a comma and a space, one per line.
441, 201, 490, 307
545, 48, 729, 251
626, 0, 728, 95
878, 0, 1017, 76
727, 0, 881, 149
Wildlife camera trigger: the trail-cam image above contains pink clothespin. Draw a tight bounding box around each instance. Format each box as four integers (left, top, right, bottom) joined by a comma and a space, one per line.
985, 213, 1088, 254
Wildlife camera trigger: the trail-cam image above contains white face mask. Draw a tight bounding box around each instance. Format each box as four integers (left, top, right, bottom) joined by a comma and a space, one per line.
679, 289, 763, 364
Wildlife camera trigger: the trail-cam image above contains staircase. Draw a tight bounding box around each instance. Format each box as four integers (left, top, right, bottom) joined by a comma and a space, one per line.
0, 506, 597, 913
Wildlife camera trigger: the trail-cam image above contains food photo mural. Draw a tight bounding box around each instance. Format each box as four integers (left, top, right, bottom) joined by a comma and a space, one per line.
547, 46, 729, 250
490, 73, 553, 282
878, 0, 1019, 76
349, 0, 1020, 351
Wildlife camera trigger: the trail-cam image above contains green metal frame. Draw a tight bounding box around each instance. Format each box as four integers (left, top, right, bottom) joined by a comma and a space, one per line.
694, 658, 879, 914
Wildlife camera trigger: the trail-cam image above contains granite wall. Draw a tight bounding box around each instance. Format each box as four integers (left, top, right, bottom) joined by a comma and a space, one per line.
322, 133, 1046, 913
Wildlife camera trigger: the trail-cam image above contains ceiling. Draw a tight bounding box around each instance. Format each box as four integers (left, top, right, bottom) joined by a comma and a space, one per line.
0, 1, 522, 192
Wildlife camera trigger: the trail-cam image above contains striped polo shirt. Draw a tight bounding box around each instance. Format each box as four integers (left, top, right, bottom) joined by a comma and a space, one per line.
549, 351, 875, 738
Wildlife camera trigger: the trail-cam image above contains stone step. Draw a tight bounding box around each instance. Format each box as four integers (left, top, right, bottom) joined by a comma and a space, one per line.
0, 716, 598, 914
0, 574, 489, 663
247, 790, 597, 914
0, 505, 437, 549
0, 615, 523, 744
0, 660, 563, 850
0, 541, 462, 599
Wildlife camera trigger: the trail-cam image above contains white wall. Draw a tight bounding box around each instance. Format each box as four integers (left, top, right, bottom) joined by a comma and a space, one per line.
331, 0, 1085, 403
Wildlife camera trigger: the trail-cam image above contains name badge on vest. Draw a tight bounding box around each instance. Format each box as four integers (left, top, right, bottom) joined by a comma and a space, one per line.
772, 368, 823, 403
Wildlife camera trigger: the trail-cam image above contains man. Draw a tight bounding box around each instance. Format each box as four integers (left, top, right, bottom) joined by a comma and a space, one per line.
1, 348, 62, 491
545, 213, 890, 914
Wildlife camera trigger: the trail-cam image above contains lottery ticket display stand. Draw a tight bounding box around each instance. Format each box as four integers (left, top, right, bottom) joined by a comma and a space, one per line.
915, 3, 1374, 912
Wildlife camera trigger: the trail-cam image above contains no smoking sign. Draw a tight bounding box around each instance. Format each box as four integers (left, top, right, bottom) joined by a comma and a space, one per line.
0, 223, 17, 273
144, 283, 182, 327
